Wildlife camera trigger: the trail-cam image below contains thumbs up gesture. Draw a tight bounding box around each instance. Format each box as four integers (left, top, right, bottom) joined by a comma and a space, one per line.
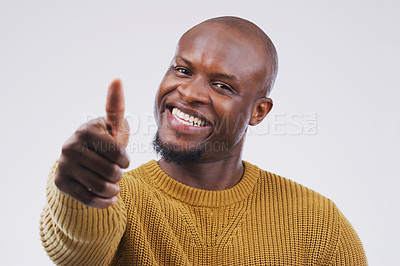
54, 79, 130, 209
106, 79, 130, 146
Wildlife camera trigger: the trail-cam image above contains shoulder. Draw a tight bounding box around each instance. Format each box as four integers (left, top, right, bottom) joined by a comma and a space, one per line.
247, 161, 338, 239
245, 160, 335, 212
247, 161, 366, 263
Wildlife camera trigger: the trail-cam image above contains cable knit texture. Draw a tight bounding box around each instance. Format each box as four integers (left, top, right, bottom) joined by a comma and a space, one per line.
40, 160, 367, 265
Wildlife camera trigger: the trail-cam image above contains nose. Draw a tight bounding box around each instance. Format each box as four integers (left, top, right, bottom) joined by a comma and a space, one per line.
177, 77, 210, 105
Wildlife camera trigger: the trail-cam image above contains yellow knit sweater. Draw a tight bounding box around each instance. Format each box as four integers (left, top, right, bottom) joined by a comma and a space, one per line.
40, 160, 367, 265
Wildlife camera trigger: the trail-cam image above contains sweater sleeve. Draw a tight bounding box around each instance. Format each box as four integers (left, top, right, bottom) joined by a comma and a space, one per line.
39, 162, 127, 265
329, 208, 368, 265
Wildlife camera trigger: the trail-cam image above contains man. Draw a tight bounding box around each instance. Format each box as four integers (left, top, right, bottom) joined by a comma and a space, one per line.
40, 16, 367, 265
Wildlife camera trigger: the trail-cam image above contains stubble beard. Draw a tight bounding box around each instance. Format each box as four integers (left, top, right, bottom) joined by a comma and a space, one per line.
153, 131, 205, 165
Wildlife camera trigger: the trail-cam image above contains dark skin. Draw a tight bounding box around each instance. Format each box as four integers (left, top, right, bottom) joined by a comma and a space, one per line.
55, 19, 273, 208
155, 22, 273, 190
54, 79, 130, 209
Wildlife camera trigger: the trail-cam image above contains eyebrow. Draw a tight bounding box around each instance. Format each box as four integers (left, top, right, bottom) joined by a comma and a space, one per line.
177, 56, 239, 82
213, 72, 238, 82
177, 56, 193, 68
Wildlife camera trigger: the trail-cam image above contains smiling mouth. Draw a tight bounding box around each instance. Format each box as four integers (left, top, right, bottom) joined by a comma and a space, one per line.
171, 107, 208, 127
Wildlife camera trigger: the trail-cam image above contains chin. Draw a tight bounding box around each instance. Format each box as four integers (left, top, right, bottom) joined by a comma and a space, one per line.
153, 132, 205, 165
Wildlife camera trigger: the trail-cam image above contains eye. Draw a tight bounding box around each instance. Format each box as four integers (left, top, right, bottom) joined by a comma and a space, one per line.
216, 83, 230, 91
175, 67, 192, 77
213, 82, 235, 95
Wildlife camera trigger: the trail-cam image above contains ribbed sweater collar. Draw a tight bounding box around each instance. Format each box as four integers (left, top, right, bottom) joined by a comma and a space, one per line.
142, 160, 260, 207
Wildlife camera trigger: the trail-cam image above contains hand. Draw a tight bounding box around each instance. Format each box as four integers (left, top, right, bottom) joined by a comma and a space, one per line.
54, 79, 130, 209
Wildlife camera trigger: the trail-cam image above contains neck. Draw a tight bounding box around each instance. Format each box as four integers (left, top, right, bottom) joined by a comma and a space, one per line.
158, 153, 244, 191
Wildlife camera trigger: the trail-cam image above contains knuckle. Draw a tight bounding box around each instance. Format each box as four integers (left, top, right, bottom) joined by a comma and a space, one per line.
115, 183, 121, 194
58, 150, 81, 175
54, 173, 72, 195
57, 157, 67, 170
107, 182, 120, 195
76, 124, 92, 142
53, 174, 64, 190
103, 165, 114, 178
62, 136, 84, 158
96, 181, 119, 197
114, 182, 121, 194
112, 142, 122, 155
91, 180, 109, 195
110, 164, 122, 182
75, 127, 86, 139
115, 145, 127, 164
56, 159, 73, 180
61, 139, 76, 154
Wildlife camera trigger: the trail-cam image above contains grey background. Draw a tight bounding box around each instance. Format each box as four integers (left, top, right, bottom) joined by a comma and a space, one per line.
0, 0, 398, 265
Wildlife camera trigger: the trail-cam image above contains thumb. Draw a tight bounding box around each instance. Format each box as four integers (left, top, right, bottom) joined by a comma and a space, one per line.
106, 79, 125, 136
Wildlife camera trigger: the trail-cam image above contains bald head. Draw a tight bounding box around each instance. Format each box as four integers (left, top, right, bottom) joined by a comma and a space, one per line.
181, 16, 278, 97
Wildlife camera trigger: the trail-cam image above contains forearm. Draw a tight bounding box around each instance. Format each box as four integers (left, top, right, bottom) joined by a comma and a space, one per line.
40, 162, 127, 265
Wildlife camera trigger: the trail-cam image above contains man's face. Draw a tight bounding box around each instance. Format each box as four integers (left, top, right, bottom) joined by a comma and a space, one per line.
154, 23, 268, 162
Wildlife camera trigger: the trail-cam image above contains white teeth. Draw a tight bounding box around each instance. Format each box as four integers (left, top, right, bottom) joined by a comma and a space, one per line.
171, 107, 206, 127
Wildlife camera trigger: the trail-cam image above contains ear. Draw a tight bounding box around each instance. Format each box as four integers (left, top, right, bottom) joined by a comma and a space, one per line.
249, 97, 273, 126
